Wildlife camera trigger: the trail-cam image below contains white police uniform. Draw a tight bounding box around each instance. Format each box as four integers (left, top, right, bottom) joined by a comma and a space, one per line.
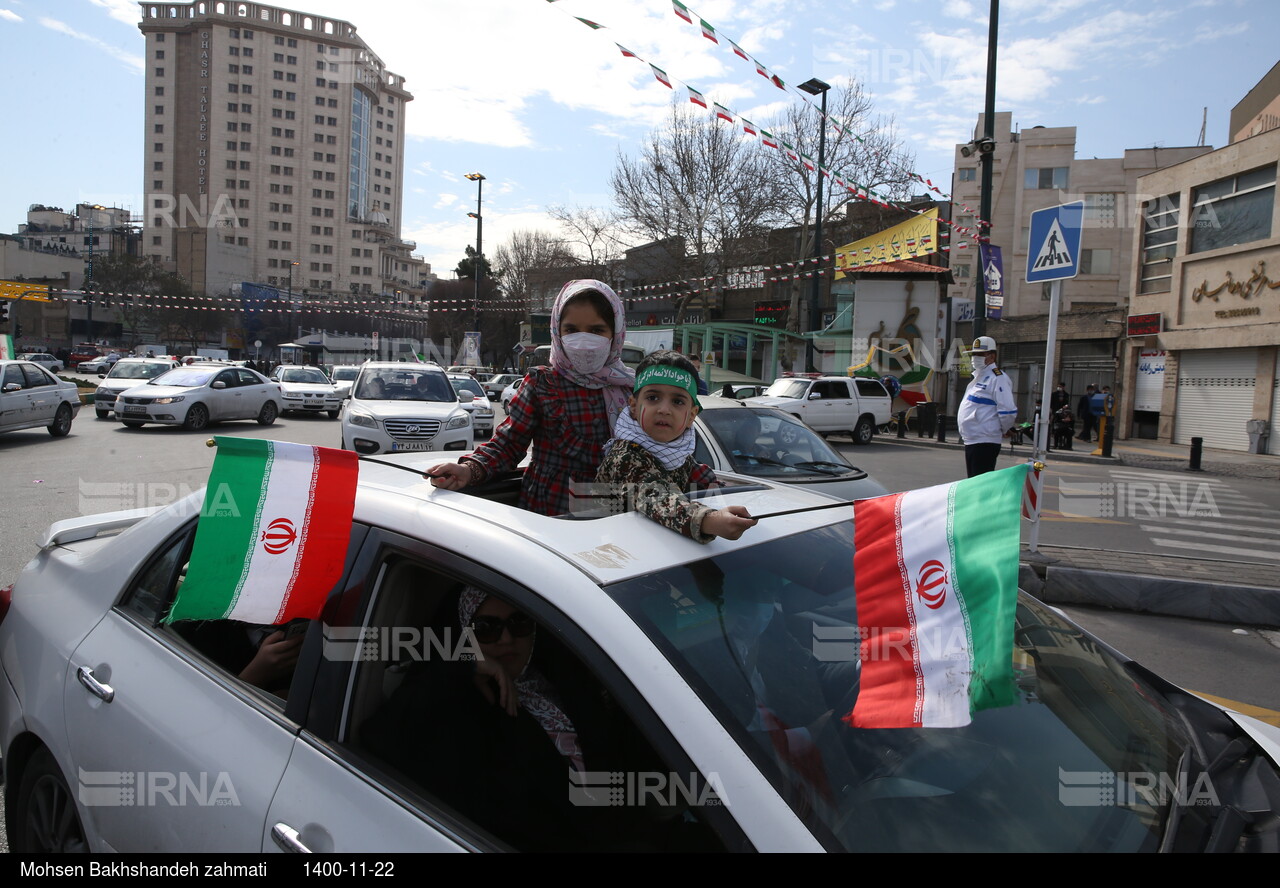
958, 362, 1018, 444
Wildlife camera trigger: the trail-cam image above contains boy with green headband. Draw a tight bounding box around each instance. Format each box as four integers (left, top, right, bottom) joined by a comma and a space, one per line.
596, 350, 756, 542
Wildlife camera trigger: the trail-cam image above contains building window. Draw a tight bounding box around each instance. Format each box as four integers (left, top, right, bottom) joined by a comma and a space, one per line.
953, 263, 970, 279
958, 167, 976, 182
1024, 167, 1069, 190
155, 86, 164, 95
154, 124, 164, 133
243, 47, 253, 57
155, 67, 164, 77
229, 84, 239, 93
1190, 164, 1276, 253
1084, 193, 1118, 228
154, 142, 164, 152
229, 64, 240, 74
242, 65, 253, 74
1140, 193, 1179, 295
1079, 249, 1112, 275
156, 105, 165, 114
155, 33, 164, 42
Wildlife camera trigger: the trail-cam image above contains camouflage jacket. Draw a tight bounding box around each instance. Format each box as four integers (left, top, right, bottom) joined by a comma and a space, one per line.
595, 440, 719, 543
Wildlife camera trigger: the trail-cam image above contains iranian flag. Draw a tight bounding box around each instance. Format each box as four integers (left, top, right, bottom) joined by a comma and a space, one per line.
845, 464, 1027, 729
728, 39, 749, 60
651, 64, 672, 88
699, 19, 717, 43
713, 103, 734, 123
166, 437, 359, 625
672, 0, 693, 23
688, 86, 708, 108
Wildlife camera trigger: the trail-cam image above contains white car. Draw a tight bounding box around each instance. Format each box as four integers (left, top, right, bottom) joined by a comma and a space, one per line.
0, 359, 81, 437
76, 353, 122, 373
92, 357, 179, 419
339, 362, 473, 455
17, 352, 65, 374
114, 364, 284, 430
500, 377, 524, 412
482, 373, 521, 400
4, 457, 1280, 853
746, 375, 893, 445
448, 372, 495, 439
269, 364, 342, 419
331, 365, 360, 399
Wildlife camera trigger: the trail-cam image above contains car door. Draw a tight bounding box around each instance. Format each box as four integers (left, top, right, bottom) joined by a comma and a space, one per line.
1, 363, 34, 431
210, 368, 242, 419
21, 362, 61, 425
803, 381, 843, 431
266, 530, 749, 852
62, 527, 298, 851
236, 369, 271, 415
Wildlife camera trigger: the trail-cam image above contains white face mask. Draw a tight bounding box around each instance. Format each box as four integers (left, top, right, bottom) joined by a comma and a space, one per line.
971, 356, 988, 374
561, 332, 611, 374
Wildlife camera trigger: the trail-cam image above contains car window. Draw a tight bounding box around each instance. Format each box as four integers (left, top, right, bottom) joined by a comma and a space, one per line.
855, 379, 889, 398
156, 368, 217, 387
108, 362, 167, 380
339, 554, 732, 852
813, 381, 846, 399
332, 367, 359, 381
3, 365, 25, 389
765, 379, 809, 399
214, 369, 240, 388
237, 369, 265, 386
21, 363, 54, 388
449, 377, 485, 398
281, 368, 329, 384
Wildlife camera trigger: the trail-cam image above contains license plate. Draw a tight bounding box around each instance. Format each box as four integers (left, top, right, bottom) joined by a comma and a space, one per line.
391, 442, 434, 452
123, 405, 147, 414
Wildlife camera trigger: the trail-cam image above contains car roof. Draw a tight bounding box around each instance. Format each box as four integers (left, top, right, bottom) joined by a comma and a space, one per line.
353, 455, 852, 585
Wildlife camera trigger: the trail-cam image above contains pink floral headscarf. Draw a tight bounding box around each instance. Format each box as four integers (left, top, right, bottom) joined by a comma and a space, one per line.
549, 279, 634, 431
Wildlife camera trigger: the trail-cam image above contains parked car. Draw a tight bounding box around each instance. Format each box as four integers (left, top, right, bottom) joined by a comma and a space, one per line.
746, 375, 893, 445
0, 359, 81, 437
4, 457, 1279, 853
482, 373, 521, 400
446, 365, 494, 377
269, 364, 342, 419
16, 353, 65, 374
339, 361, 472, 455
694, 398, 888, 502
447, 372, 495, 439
92, 357, 179, 419
720, 383, 768, 400
500, 377, 523, 412
77, 353, 123, 373
331, 365, 360, 399
114, 364, 283, 430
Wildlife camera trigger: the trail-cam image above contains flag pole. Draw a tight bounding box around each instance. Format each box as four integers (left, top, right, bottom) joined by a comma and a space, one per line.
208, 439, 442, 479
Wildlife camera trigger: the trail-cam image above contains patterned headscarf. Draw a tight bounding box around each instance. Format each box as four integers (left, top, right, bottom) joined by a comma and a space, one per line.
549, 279, 634, 432
458, 587, 583, 769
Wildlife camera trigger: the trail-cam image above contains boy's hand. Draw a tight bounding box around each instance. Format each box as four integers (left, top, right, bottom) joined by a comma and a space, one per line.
703, 506, 757, 540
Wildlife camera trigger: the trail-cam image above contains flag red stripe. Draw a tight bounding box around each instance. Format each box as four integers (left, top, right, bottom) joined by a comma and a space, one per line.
848, 493, 922, 728
277, 446, 358, 622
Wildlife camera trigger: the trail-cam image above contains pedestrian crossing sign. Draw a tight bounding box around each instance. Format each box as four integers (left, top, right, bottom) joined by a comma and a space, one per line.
1025, 201, 1084, 283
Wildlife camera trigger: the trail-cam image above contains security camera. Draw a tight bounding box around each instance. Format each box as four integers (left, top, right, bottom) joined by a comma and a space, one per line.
977, 138, 996, 154
959, 143, 974, 158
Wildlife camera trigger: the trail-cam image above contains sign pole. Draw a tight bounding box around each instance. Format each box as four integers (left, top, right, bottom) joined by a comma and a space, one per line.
1027, 278, 1062, 554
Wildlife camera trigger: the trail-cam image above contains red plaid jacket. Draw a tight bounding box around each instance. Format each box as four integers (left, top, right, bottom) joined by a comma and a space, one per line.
462, 367, 618, 516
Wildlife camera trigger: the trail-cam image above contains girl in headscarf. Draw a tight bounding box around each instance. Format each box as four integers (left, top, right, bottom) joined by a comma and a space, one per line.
428, 280, 634, 516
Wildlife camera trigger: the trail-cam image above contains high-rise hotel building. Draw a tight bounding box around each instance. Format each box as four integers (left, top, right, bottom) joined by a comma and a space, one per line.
139, 2, 429, 301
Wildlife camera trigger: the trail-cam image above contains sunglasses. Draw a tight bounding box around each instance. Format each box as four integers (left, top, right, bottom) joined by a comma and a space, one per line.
470, 611, 536, 644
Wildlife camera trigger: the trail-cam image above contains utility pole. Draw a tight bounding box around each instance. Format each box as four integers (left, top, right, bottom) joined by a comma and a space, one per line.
974, 0, 999, 339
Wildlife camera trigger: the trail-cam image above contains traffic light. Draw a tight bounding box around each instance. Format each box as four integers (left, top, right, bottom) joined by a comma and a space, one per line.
0, 300, 9, 324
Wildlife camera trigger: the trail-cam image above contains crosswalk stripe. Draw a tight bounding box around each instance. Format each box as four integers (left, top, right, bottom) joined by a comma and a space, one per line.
1139, 525, 1277, 544
1151, 539, 1280, 560
1151, 517, 1280, 535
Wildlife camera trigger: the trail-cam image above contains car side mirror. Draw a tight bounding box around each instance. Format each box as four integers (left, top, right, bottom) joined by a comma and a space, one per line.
211, 381, 226, 389
458, 391, 474, 403
98, 372, 107, 378
808, 392, 822, 400
2, 383, 22, 394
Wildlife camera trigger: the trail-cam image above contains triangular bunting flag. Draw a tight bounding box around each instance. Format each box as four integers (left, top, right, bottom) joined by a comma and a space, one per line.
574, 16, 604, 29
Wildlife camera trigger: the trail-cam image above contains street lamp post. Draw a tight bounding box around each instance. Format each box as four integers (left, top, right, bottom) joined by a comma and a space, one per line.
465, 173, 485, 333
797, 78, 831, 373
287, 259, 300, 343
85, 203, 107, 345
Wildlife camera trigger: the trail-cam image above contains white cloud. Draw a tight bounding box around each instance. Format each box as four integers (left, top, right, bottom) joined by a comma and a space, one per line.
40, 17, 143, 72
87, 0, 142, 27
434, 193, 459, 210
0, 9, 22, 23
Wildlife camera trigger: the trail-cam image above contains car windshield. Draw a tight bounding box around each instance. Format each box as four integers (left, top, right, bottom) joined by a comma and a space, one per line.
280, 368, 330, 384
608, 525, 1188, 852
332, 366, 359, 381
700, 408, 856, 478
107, 362, 170, 380
151, 368, 216, 387
764, 379, 811, 399
354, 369, 453, 401
450, 377, 485, 398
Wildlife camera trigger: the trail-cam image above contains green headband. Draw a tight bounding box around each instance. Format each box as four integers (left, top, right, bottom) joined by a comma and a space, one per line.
634, 364, 701, 408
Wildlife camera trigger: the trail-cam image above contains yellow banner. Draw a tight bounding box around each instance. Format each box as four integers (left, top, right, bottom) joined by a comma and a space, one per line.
0, 280, 56, 302
835, 209, 939, 278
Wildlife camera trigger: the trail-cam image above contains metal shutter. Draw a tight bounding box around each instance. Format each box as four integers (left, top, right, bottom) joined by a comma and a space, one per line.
1173, 349, 1257, 451
1270, 363, 1280, 455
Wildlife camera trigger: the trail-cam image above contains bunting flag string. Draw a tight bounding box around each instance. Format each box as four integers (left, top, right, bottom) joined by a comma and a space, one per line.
543, 1, 991, 249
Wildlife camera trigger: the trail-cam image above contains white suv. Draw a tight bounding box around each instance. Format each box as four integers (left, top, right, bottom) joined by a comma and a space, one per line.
340, 362, 473, 455
746, 375, 892, 444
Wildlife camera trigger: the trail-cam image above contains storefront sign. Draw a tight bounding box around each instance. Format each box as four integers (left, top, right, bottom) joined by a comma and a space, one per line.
753, 301, 788, 327
1134, 350, 1166, 412
1127, 312, 1162, 336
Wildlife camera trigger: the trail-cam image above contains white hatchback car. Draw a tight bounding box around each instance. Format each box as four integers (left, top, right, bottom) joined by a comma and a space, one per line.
91, 357, 178, 419
269, 364, 342, 419
4, 458, 1280, 853
447, 372, 495, 439
115, 364, 284, 430
340, 362, 473, 455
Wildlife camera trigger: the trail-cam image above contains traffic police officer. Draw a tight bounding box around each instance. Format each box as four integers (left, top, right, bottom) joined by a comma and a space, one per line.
957, 336, 1018, 477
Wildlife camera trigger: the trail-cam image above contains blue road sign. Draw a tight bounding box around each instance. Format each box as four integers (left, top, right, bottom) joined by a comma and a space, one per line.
1026, 201, 1084, 283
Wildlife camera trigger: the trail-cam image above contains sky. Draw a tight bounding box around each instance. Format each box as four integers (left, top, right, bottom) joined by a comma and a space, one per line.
0, 0, 1275, 280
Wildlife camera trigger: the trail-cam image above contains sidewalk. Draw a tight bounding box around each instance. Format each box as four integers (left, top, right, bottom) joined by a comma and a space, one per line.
874, 430, 1280, 627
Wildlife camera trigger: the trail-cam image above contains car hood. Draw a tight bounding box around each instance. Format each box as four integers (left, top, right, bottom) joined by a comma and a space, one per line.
99, 377, 158, 392
345, 399, 465, 419
118, 383, 201, 398
744, 396, 797, 409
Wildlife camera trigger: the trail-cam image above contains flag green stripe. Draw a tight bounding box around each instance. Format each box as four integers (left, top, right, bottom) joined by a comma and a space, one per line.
168, 437, 273, 621
949, 464, 1027, 713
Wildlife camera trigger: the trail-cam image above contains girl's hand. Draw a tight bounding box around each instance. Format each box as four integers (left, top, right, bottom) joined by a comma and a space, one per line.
427, 462, 471, 490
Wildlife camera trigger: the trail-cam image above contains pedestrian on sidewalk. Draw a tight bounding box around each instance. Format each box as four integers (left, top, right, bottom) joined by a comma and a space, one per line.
1050, 381, 1070, 414
958, 336, 1018, 477
1077, 384, 1097, 443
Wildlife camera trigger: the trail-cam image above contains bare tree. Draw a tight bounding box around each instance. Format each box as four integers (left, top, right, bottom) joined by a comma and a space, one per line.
763, 78, 917, 360
610, 102, 789, 323
492, 229, 578, 310
545, 205, 626, 281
